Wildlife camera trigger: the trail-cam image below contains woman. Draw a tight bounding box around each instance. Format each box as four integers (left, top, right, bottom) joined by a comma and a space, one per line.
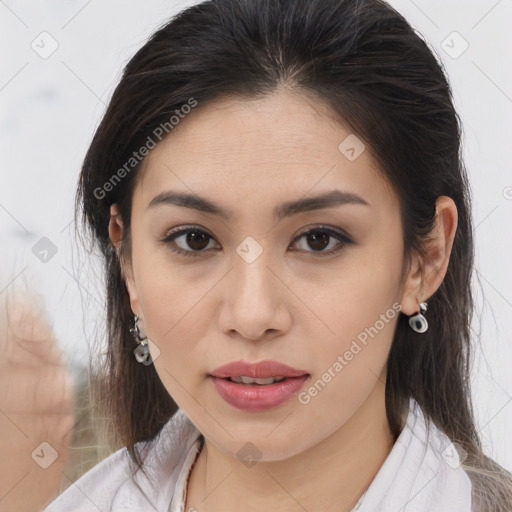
44, 0, 512, 510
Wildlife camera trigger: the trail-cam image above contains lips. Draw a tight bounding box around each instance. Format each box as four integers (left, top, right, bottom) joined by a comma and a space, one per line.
209, 359, 309, 379
209, 360, 311, 410
209, 361, 310, 411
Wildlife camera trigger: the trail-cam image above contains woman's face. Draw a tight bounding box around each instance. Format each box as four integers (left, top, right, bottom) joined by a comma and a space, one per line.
116, 90, 415, 461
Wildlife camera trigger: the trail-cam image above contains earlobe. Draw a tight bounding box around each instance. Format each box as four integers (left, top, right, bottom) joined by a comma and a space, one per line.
107, 204, 141, 315
108, 204, 127, 273
399, 196, 458, 315
125, 272, 143, 319
108, 204, 123, 251
399, 255, 425, 316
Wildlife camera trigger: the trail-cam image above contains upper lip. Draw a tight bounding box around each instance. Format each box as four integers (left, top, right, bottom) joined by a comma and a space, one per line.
209, 360, 309, 379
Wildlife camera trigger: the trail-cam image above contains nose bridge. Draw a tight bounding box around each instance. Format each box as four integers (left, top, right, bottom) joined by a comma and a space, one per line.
219, 235, 286, 339
232, 235, 276, 306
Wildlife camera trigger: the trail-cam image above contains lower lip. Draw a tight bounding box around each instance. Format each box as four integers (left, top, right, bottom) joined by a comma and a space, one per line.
209, 375, 309, 411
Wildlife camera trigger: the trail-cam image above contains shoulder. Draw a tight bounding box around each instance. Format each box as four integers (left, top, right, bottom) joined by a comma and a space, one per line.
359, 398, 473, 511
44, 408, 202, 512
402, 399, 473, 510
43, 445, 136, 512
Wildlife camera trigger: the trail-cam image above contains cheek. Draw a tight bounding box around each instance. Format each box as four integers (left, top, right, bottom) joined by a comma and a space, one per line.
317, 249, 400, 334
139, 274, 206, 352
296, 293, 398, 429
134, 243, 200, 331
132, 250, 215, 385
307, 246, 402, 388
138, 269, 211, 408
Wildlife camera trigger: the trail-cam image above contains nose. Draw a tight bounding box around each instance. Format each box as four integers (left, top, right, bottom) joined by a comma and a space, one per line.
217, 247, 291, 341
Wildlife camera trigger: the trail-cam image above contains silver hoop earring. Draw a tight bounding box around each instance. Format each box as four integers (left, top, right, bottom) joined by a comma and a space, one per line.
129, 314, 151, 364
408, 301, 428, 333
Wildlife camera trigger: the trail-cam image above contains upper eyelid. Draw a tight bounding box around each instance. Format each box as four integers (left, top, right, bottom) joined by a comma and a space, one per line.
164, 224, 216, 241
163, 224, 352, 245
292, 224, 351, 241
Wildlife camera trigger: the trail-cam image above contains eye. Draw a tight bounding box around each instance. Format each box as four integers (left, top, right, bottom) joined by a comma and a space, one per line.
161, 226, 218, 257
289, 225, 352, 256
161, 224, 353, 258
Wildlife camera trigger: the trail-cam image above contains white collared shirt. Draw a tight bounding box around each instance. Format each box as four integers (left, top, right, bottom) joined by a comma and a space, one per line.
44, 398, 472, 511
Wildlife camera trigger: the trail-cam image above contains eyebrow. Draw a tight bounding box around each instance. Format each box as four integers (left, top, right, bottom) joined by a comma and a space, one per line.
146, 189, 369, 220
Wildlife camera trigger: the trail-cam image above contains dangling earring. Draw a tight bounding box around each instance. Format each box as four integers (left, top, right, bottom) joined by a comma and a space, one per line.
129, 314, 151, 363
408, 301, 428, 333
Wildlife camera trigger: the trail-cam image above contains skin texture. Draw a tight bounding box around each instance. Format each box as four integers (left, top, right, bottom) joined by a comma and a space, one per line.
109, 89, 458, 512
0, 286, 74, 512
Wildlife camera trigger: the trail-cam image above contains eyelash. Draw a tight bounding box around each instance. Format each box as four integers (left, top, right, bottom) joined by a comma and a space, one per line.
161, 225, 353, 258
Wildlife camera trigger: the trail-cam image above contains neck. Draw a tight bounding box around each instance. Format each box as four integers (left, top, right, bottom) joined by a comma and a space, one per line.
185, 379, 397, 512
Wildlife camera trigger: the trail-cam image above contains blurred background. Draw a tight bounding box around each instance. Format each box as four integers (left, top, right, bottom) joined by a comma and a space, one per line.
0, 0, 511, 506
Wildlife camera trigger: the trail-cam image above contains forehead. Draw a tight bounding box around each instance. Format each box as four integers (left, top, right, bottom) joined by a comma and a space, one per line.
134, 90, 396, 214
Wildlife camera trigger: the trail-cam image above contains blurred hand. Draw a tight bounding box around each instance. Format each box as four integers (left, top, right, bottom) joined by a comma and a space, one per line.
0, 286, 74, 512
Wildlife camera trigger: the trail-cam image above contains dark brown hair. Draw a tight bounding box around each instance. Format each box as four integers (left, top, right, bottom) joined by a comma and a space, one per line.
75, 0, 512, 508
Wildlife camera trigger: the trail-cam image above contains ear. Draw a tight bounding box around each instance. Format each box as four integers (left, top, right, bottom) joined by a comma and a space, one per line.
399, 196, 458, 315
108, 204, 142, 317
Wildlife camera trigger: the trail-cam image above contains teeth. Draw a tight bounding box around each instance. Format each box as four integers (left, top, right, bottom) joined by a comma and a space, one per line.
230, 376, 286, 385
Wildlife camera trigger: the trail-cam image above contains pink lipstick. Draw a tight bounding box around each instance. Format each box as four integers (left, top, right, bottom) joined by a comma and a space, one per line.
209, 360, 310, 411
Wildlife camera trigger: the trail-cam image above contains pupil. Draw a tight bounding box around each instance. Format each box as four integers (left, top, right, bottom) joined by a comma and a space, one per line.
307, 233, 329, 251
187, 231, 209, 250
